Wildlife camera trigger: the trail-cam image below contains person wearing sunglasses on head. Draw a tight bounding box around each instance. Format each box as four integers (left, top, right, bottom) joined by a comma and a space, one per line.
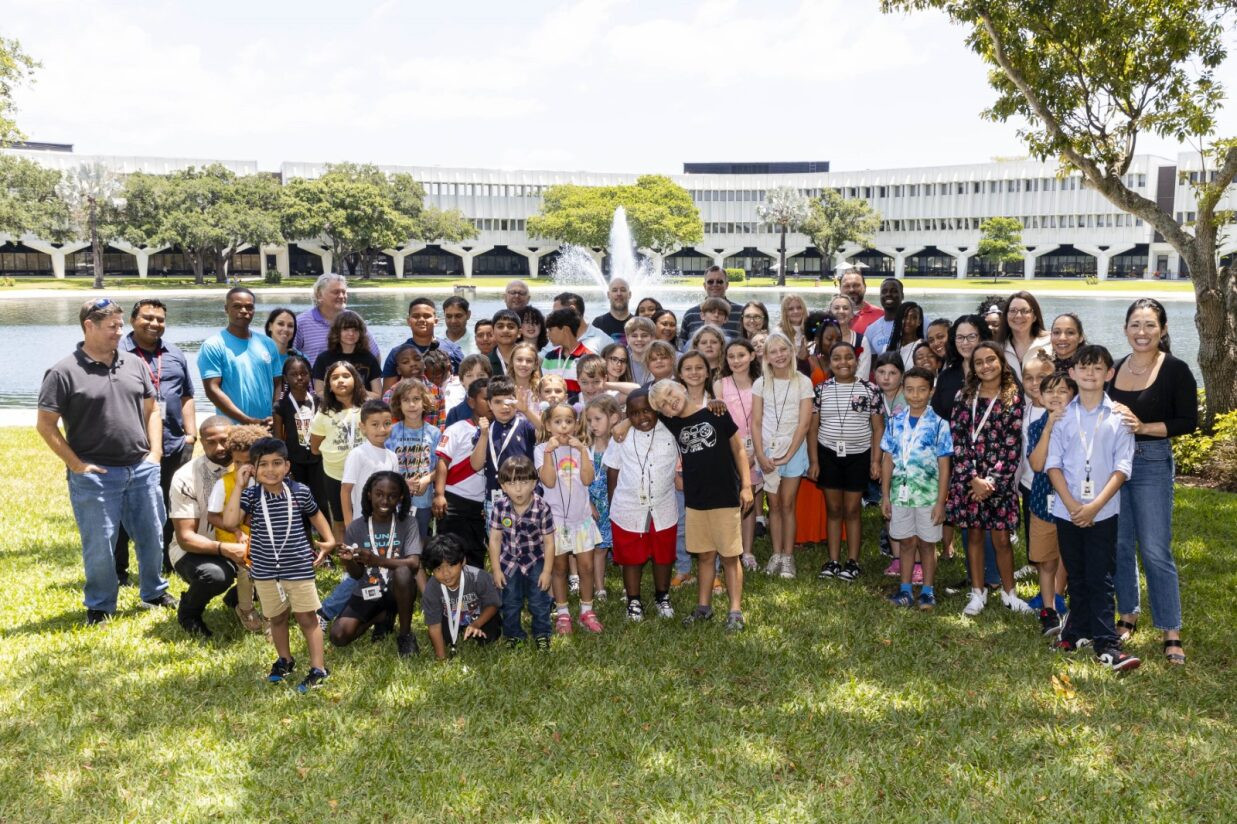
680, 265, 744, 342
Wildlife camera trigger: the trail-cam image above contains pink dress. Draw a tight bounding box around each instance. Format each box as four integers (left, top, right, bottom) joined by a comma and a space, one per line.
719, 376, 762, 486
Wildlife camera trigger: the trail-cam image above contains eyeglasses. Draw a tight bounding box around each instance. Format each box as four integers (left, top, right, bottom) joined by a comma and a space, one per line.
1007, 308, 1034, 316
955, 333, 980, 343
705, 279, 725, 286
607, 355, 628, 363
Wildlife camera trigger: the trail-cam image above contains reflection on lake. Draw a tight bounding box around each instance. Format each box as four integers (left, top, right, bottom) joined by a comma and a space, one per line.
0, 288, 1199, 409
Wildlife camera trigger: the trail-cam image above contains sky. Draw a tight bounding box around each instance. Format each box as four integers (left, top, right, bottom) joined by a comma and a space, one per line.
7, 0, 1237, 174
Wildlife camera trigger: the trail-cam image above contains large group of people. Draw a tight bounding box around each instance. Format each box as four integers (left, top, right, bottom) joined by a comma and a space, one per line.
36, 268, 1197, 691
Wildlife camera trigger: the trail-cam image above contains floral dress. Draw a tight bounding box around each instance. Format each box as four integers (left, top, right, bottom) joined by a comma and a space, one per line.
945, 389, 1024, 530
589, 446, 612, 550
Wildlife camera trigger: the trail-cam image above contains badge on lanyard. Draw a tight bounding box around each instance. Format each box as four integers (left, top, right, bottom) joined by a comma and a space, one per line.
835, 440, 847, 457
156, 399, 167, 419
897, 484, 910, 504
1080, 479, 1095, 500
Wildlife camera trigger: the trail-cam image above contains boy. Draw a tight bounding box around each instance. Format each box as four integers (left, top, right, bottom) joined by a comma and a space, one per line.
421, 349, 451, 428
445, 353, 494, 427
1046, 345, 1139, 672
648, 379, 753, 631
221, 438, 336, 692
469, 376, 538, 506
574, 355, 608, 411
1027, 371, 1076, 636
473, 318, 495, 357
879, 367, 952, 610
340, 399, 397, 525
421, 533, 502, 659
487, 455, 556, 650
205, 423, 271, 633
699, 297, 732, 335
604, 388, 681, 621
433, 378, 490, 567
543, 307, 590, 401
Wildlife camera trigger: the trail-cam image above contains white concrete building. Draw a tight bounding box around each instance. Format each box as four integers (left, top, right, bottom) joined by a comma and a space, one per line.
0, 145, 1219, 281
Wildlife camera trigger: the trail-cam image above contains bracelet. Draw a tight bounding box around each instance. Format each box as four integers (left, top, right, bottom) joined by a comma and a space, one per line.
215, 541, 222, 556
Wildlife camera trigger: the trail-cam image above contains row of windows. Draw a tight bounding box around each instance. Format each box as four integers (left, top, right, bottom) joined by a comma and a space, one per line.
881, 213, 1142, 232
471, 218, 528, 232
428, 182, 548, 198
1185, 170, 1220, 184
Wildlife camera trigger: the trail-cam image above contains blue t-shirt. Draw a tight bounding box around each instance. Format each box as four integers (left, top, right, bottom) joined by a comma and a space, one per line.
386, 421, 440, 510
197, 329, 279, 422
381, 337, 463, 376
1026, 415, 1054, 521
444, 399, 471, 427
239, 481, 319, 581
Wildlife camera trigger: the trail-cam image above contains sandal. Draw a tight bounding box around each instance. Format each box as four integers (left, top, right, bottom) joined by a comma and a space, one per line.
1116, 619, 1138, 643
1163, 639, 1186, 666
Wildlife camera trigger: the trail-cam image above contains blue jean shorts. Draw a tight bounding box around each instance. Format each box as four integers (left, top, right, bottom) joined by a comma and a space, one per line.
772, 441, 810, 478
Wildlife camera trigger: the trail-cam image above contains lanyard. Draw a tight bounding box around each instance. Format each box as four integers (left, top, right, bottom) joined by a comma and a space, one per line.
970, 395, 999, 445
550, 445, 576, 516
767, 375, 795, 434
258, 483, 294, 567
137, 346, 163, 391
728, 377, 752, 434
442, 573, 467, 644
898, 414, 922, 470
634, 429, 655, 504
1074, 403, 1107, 481
829, 380, 861, 430
288, 391, 315, 418
488, 420, 521, 468
367, 516, 397, 582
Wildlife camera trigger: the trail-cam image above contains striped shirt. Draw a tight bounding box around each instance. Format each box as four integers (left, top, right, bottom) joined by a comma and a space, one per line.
814, 378, 882, 454
240, 481, 320, 581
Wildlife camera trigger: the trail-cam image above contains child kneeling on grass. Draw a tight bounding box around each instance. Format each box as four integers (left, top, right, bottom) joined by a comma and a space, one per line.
421, 534, 502, 660
487, 455, 556, 650
221, 438, 336, 692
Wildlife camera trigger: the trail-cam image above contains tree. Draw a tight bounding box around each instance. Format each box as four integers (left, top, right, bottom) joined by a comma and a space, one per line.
800, 189, 882, 281
0, 154, 68, 240
0, 37, 38, 147
976, 217, 1025, 283
58, 163, 122, 289
757, 187, 811, 286
882, 0, 1237, 422
216, 173, 285, 281
528, 175, 702, 253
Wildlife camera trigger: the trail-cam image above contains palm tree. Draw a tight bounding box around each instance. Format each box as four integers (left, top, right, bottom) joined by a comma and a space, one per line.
757, 187, 810, 286
58, 162, 122, 289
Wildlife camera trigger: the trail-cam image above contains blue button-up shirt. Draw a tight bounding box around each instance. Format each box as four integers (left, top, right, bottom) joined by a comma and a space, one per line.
120, 332, 193, 453
1045, 393, 1134, 522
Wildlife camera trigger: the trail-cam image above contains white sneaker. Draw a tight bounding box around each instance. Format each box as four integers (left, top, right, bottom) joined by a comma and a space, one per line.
1001, 589, 1034, 614
568, 574, 580, 594
1014, 564, 1037, 581
779, 556, 797, 579
963, 589, 988, 617
654, 598, 675, 619
764, 554, 784, 576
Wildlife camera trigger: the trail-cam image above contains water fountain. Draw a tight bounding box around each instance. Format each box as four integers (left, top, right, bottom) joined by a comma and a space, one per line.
549, 206, 666, 300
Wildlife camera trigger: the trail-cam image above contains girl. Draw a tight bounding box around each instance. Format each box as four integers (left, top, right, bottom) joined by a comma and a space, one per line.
623, 316, 656, 385
1050, 312, 1086, 372
1003, 291, 1051, 378
536, 403, 603, 634
519, 306, 548, 350
331, 471, 421, 657
978, 297, 1007, 344
509, 341, 543, 426
912, 341, 942, 374
925, 318, 951, 363
265, 307, 300, 376
719, 339, 763, 570
749, 331, 768, 361
636, 297, 663, 318
488, 309, 522, 377
652, 308, 680, 350
421, 349, 451, 429
828, 294, 872, 379
808, 340, 883, 582
689, 325, 727, 382
538, 374, 569, 408
386, 378, 439, 551
309, 360, 367, 542
741, 301, 770, 341
872, 352, 909, 578
675, 350, 713, 405
584, 395, 622, 599
273, 353, 328, 518
383, 344, 423, 402
311, 310, 382, 397
945, 341, 1031, 617
644, 340, 678, 385
777, 294, 809, 360
752, 332, 816, 579
890, 301, 925, 370
601, 342, 633, 384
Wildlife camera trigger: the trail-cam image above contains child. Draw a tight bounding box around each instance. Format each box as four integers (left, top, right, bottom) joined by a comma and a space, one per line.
386, 379, 440, 547
309, 360, 367, 543
537, 374, 569, 408
912, 341, 943, 375
809, 341, 884, 582
382, 344, 423, 404
1018, 350, 1058, 595
688, 325, 727, 380
945, 341, 1033, 617
752, 332, 815, 579
473, 319, 495, 357
778, 293, 809, 361
880, 367, 952, 610
1027, 371, 1075, 636
340, 399, 397, 526
421, 348, 451, 428
677, 350, 713, 407
718, 339, 763, 571
700, 298, 732, 334
536, 402, 604, 634
644, 340, 678, 386
623, 316, 657, 385
584, 395, 621, 599
1046, 345, 1139, 671
433, 379, 491, 568
543, 307, 590, 400
648, 379, 753, 631
221, 438, 335, 692
509, 341, 542, 426
574, 354, 608, 411
470, 376, 538, 508
330, 471, 421, 657
604, 388, 681, 620
601, 342, 633, 385
487, 455, 556, 650
311, 310, 382, 397
445, 353, 494, 427
421, 533, 502, 659
273, 354, 328, 518
206, 423, 271, 633
872, 351, 908, 577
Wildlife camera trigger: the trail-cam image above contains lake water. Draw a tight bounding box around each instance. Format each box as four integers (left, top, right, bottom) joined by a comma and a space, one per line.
0, 288, 1199, 411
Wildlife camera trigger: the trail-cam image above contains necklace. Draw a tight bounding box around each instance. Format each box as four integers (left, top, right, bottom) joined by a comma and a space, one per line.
1126, 354, 1158, 375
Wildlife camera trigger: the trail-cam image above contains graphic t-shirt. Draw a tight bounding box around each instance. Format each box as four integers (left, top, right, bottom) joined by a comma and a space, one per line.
534, 442, 592, 527
879, 407, 953, 508
342, 514, 421, 591
658, 408, 740, 510
275, 392, 321, 464
386, 422, 439, 510
308, 407, 363, 480
421, 565, 501, 629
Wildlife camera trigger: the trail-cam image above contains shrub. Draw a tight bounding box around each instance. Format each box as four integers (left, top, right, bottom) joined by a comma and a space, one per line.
1173, 403, 1237, 479
725, 267, 745, 283
264, 268, 282, 285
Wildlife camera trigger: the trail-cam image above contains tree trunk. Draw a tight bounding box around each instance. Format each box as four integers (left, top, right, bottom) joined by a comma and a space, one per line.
777, 226, 787, 287
214, 250, 229, 284
191, 254, 205, 286
89, 199, 104, 290
1183, 246, 1237, 429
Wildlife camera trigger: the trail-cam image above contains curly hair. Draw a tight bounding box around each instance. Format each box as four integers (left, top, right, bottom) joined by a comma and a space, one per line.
962, 341, 1020, 406
359, 470, 412, 521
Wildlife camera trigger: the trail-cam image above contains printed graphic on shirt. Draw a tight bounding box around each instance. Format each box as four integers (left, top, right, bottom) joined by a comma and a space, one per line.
677, 421, 719, 453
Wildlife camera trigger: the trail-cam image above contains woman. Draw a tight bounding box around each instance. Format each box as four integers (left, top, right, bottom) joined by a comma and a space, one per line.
931, 314, 992, 422
1049, 312, 1086, 373
265, 307, 301, 375
741, 301, 771, 341
979, 296, 1007, 344
635, 297, 663, 318
1108, 298, 1197, 665
795, 313, 841, 547
310, 309, 382, 397
888, 301, 925, 370
488, 309, 521, 377
1002, 291, 1052, 378
519, 306, 548, 350
651, 308, 680, 350
828, 294, 871, 379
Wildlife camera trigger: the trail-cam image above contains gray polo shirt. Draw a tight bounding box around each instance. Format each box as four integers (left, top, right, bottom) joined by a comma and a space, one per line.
38, 343, 156, 466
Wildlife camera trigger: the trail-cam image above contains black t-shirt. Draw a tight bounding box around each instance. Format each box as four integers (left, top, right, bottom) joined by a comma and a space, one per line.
592, 312, 629, 344
658, 407, 740, 509
274, 392, 322, 465
311, 348, 382, 388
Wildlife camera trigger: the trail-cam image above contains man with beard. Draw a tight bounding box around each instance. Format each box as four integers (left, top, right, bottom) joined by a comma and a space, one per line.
592, 277, 632, 345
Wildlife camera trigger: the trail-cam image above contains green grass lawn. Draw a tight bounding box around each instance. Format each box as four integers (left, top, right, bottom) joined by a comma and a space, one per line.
1, 427, 1233, 821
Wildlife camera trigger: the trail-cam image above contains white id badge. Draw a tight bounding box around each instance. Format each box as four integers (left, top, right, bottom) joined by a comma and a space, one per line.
743, 436, 754, 455
490, 489, 506, 504
1046, 493, 1056, 513
637, 489, 650, 507
897, 485, 910, 504
1080, 480, 1095, 500
835, 440, 847, 457
156, 399, 167, 419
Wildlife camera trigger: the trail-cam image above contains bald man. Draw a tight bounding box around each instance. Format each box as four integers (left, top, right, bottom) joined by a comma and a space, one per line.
592, 277, 632, 344
503, 280, 531, 312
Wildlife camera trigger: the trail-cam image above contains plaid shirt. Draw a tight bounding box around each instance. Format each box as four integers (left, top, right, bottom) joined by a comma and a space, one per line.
488, 494, 555, 577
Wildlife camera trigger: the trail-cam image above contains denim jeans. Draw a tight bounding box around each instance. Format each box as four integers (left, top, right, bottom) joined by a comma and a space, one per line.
114, 442, 191, 576
674, 489, 690, 575
1114, 439, 1182, 630
500, 559, 552, 640
1056, 514, 1119, 651
320, 574, 360, 620
66, 460, 168, 613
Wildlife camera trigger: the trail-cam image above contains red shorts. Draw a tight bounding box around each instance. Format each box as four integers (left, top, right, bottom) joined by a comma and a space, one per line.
611, 522, 677, 566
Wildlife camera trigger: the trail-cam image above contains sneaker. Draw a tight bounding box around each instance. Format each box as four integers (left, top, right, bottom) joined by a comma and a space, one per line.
764, 554, 784, 576
654, 598, 675, 619
554, 612, 573, 635
911, 563, 924, 585
917, 592, 936, 611
140, 592, 178, 609
682, 605, 713, 626
235, 605, 266, 633
1038, 608, 1062, 637
1014, 564, 1037, 581
626, 598, 645, 622
1027, 592, 1045, 610
962, 589, 988, 617
725, 612, 746, 632
888, 590, 914, 608
534, 636, 551, 651
594, 588, 607, 602
838, 560, 861, 582
178, 615, 213, 638
883, 558, 901, 577
1097, 649, 1141, 672
818, 560, 841, 580
779, 556, 797, 579
267, 656, 295, 683
755, 517, 768, 537
944, 577, 971, 596
578, 610, 604, 633
397, 633, 419, 657
316, 610, 329, 634
371, 619, 394, 644
741, 553, 758, 572
504, 637, 524, 650
568, 574, 580, 594
1053, 638, 1083, 652
879, 528, 892, 557
296, 666, 329, 693
85, 609, 112, 626
670, 572, 696, 590
1001, 589, 1034, 614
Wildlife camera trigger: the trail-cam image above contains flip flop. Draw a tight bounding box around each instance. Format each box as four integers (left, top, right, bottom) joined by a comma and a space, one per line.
1163, 639, 1186, 665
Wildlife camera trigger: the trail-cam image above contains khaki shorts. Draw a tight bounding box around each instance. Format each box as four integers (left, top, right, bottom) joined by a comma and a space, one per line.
1028, 513, 1060, 564
685, 507, 743, 557
253, 578, 321, 618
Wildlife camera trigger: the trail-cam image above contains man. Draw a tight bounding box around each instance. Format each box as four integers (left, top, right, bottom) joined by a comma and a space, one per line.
114, 299, 197, 582
680, 265, 743, 341
591, 277, 632, 344
503, 279, 531, 312
293, 272, 380, 365
839, 269, 884, 336
167, 416, 252, 637
37, 298, 175, 624
198, 287, 280, 426
382, 297, 464, 390
443, 295, 476, 355
544, 292, 612, 356
860, 278, 905, 356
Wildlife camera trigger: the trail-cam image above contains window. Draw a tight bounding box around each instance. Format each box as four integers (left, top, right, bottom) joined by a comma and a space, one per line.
878, 186, 887, 197
973, 182, 983, 193
957, 183, 966, 194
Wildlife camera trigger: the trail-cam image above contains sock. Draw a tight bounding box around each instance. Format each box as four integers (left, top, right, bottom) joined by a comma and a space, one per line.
628, 594, 642, 605
899, 582, 913, 595
654, 590, 668, 603
922, 585, 934, 597
556, 604, 569, 616
728, 609, 742, 619
580, 601, 593, 614
972, 587, 985, 598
